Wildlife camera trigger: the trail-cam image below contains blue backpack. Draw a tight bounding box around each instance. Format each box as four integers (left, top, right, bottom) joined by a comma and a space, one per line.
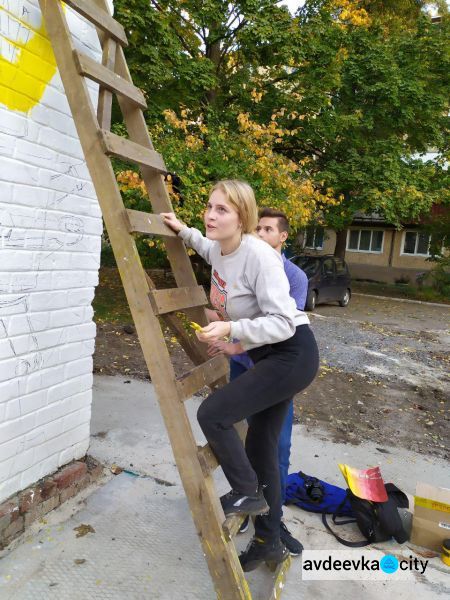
285, 471, 353, 517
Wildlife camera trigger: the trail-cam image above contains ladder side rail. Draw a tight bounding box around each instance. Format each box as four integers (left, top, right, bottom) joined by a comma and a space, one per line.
113, 46, 226, 364
39, 3, 250, 597
96, 37, 116, 129
93, 15, 225, 370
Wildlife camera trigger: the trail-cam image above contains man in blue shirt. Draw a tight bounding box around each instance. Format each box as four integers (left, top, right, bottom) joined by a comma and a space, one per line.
207, 208, 308, 556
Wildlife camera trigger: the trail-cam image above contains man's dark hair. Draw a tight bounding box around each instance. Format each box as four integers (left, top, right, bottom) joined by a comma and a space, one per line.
258, 207, 290, 234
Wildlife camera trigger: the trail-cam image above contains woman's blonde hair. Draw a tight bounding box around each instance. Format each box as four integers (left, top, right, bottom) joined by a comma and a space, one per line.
210, 180, 258, 234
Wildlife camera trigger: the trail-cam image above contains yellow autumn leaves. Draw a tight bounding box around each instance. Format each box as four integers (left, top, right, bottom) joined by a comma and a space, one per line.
117, 170, 147, 196
233, 110, 340, 227
116, 103, 342, 236
333, 0, 371, 28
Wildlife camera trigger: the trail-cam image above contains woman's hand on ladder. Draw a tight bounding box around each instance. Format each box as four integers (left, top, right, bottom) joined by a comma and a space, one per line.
161, 212, 187, 234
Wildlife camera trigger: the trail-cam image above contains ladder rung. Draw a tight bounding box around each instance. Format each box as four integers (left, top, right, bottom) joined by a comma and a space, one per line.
100, 130, 166, 173
223, 516, 247, 541
177, 356, 229, 401
74, 50, 147, 109
268, 555, 292, 594
197, 443, 218, 476
64, 0, 128, 46
126, 209, 177, 237
149, 286, 208, 315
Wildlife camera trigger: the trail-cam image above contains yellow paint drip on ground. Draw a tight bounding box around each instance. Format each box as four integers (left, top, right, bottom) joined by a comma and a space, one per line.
0, 7, 58, 112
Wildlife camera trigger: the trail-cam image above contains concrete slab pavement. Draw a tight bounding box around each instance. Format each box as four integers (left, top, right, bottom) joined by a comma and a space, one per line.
0, 374, 449, 599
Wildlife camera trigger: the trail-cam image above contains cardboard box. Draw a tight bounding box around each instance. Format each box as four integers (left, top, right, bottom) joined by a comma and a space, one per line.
410, 482, 450, 551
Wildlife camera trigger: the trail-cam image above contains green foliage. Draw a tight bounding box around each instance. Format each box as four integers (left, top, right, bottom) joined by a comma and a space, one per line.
421, 207, 450, 297
150, 110, 335, 232
277, 2, 450, 230
428, 259, 450, 297
114, 0, 297, 120
112, 0, 450, 244
424, 208, 450, 259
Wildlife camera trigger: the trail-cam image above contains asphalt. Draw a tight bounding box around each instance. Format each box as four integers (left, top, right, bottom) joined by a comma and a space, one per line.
0, 374, 449, 599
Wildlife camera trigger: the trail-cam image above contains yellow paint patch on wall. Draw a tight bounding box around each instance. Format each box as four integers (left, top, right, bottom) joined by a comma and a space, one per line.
0, 7, 58, 113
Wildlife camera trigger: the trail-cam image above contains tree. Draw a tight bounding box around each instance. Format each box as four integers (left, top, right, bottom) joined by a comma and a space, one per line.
112, 0, 449, 259
113, 0, 299, 120
112, 0, 341, 240
116, 106, 338, 232
272, 1, 450, 256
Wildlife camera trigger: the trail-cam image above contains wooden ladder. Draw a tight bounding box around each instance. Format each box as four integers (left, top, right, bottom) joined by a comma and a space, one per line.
38, 1, 291, 598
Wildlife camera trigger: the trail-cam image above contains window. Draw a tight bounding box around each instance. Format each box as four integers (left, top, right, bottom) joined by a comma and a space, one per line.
402, 231, 431, 256
304, 226, 324, 250
347, 229, 384, 253
293, 256, 320, 276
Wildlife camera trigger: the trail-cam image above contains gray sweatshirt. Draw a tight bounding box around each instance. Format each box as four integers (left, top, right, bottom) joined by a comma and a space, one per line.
178, 227, 310, 351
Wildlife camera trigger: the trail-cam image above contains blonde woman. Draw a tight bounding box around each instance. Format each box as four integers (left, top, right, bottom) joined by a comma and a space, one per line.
161, 180, 319, 571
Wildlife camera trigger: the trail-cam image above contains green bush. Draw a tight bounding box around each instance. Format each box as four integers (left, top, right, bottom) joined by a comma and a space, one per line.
429, 258, 450, 298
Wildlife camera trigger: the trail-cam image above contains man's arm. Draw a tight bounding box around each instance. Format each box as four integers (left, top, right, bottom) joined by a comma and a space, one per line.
285, 260, 308, 311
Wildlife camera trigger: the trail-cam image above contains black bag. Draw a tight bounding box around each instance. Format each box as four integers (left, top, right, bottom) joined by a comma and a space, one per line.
322, 483, 409, 547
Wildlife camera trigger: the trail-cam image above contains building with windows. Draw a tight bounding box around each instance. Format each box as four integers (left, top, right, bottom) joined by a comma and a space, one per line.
298, 209, 444, 285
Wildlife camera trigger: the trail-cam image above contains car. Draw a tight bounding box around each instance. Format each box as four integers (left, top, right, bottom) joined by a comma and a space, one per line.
289, 254, 352, 311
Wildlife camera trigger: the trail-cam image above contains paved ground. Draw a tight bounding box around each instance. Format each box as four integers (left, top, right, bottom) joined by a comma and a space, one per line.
315, 293, 449, 336
296, 295, 450, 458
1, 375, 449, 599
312, 294, 450, 387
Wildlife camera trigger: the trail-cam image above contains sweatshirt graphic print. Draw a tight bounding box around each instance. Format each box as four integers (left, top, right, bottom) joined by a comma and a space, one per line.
210, 269, 229, 320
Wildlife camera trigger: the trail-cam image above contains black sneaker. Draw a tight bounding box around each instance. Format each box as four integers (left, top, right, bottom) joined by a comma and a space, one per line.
220, 489, 269, 517
239, 537, 289, 572
239, 516, 250, 534
280, 522, 303, 556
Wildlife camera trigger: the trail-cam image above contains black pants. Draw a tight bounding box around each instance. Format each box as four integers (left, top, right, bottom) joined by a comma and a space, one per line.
197, 324, 319, 542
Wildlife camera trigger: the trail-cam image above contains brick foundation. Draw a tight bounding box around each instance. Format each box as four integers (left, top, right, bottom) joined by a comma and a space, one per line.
0, 456, 103, 550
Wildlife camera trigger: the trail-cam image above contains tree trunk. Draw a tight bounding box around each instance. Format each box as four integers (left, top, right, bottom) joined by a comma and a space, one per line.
334, 229, 347, 259
205, 25, 221, 106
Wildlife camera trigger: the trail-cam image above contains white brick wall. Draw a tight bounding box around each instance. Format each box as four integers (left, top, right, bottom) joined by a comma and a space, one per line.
0, 0, 114, 503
